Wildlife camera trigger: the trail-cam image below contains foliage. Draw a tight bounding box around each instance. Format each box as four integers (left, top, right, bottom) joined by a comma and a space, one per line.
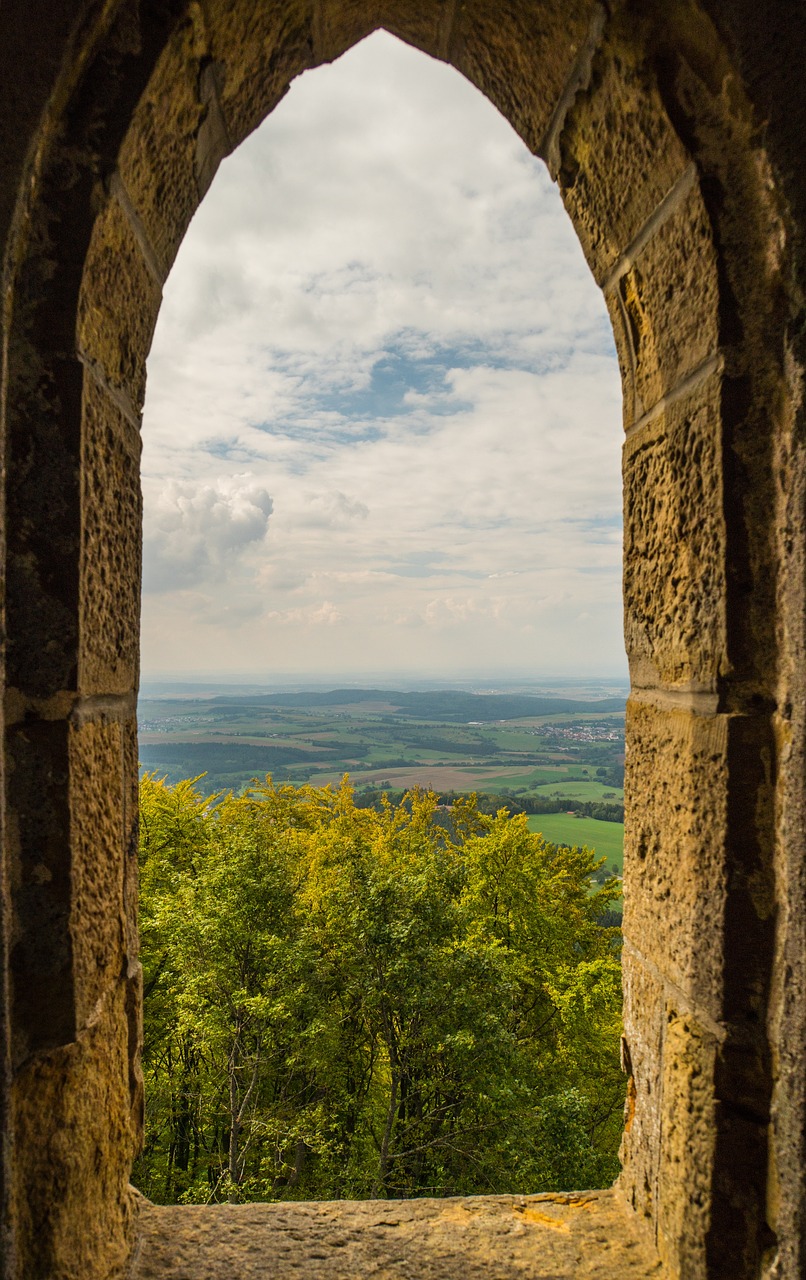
134, 774, 624, 1204
355, 789, 623, 823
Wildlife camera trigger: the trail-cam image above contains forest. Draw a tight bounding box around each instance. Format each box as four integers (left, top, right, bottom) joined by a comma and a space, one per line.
135, 774, 624, 1205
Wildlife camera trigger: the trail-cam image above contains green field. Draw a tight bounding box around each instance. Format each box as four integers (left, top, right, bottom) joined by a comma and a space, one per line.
531, 780, 624, 801
527, 813, 624, 871
138, 685, 626, 798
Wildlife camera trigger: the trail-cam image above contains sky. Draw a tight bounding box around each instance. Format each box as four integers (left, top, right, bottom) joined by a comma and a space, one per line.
140, 30, 625, 682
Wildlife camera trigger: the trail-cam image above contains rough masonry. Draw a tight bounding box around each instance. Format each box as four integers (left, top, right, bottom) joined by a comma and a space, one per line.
0, 2, 805, 1278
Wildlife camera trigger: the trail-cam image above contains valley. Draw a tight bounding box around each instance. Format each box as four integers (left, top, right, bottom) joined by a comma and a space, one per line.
138, 681, 626, 870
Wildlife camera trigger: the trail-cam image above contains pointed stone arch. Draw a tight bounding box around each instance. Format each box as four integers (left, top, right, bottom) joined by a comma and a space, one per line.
1, 2, 804, 1277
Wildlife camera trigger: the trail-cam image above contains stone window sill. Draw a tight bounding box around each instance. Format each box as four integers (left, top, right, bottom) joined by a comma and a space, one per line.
130, 1189, 663, 1279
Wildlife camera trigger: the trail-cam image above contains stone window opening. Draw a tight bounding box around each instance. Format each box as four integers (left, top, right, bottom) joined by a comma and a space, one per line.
1, 3, 804, 1279
134, 25, 626, 1213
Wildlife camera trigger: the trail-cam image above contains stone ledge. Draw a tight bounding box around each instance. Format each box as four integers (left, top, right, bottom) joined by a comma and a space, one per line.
129, 1189, 664, 1280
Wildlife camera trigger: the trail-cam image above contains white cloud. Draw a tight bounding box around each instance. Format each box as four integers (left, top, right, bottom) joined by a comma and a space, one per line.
266, 601, 343, 627
140, 30, 625, 678
143, 478, 273, 593
292, 491, 370, 529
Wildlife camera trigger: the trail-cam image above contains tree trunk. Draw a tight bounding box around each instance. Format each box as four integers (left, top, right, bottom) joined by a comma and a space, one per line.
228, 1054, 241, 1202
373, 1066, 398, 1198
373, 1009, 399, 1198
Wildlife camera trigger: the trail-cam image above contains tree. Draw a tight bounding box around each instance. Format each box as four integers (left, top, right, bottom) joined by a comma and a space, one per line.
134, 775, 624, 1202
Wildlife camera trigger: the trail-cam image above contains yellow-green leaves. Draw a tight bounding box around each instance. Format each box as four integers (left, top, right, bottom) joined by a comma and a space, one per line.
135, 775, 623, 1204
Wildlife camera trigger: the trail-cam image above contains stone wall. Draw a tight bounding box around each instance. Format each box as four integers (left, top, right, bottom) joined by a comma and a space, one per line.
0, 2, 804, 1277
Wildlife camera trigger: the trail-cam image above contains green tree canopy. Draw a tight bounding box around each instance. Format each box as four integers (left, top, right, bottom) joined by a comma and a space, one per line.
135, 775, 624, 1204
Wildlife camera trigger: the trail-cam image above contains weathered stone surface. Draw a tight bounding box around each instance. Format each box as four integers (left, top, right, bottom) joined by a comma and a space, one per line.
77, 195, 162, 413
371, 0, 450, 60
12, 983, 138, 1280
621, 980, 721, 1279
131, 1192, 663, 1280
6, 717, 77, 1065
316, 0, 387, 62
619, 952, 666, 1227
622, 371, 726, 692
768, 693, 806, 1278
558, 33, 691, 287
2, 1, 806, 1278
201, 0, 312, 153
622, 699, 728, 1020
122, 713, 141, 965
122, 713, 145, 1137
452, 0, 598, 156
117, 14, 209, 278
3, 339, 83, 697
79, 373, 142, 696
609, 183, 719, 422
315, 0, 468, 66
656, 1012, 717, 1279
68, 716, 129, 1029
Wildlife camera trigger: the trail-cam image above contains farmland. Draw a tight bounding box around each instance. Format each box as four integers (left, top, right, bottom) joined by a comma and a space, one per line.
526, 813, 625, 873
138, 681, 626, 867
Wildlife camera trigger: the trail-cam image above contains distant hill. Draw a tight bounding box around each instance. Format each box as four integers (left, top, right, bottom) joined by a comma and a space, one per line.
138, 741, 340, 789
210, 688, 625, 722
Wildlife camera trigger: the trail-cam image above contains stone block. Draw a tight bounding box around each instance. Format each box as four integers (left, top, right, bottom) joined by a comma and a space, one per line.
79, 373, 142, 696
131, 1191, 663, 1279
452, 0, 598, 155
558, 34, 691, 286
121, 711, 144, 1137
372, 0, 450, 59
656, 1009, 718, 1279
623, 699, 728, 1021
619, 950, 665, 1225
6, 718, 76, 1065
68, 716, 129, 1030
201, 0, 312, 153
77, 196, 162, 413
603, 286, 641, 428
707, 1094, 772, 1277
4, 346, 82, 698
117, 15, 207, 278
623, 369, 727, 691
122, 714, 140, 966
126, 960, 145, 1142
316, 0, 388, 62
12, 981, 139, 1280
613, 182, 719, 422
316, 0, 447, 63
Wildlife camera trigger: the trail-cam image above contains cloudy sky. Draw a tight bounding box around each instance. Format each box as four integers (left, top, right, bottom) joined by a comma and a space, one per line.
141, 31, 624, 681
